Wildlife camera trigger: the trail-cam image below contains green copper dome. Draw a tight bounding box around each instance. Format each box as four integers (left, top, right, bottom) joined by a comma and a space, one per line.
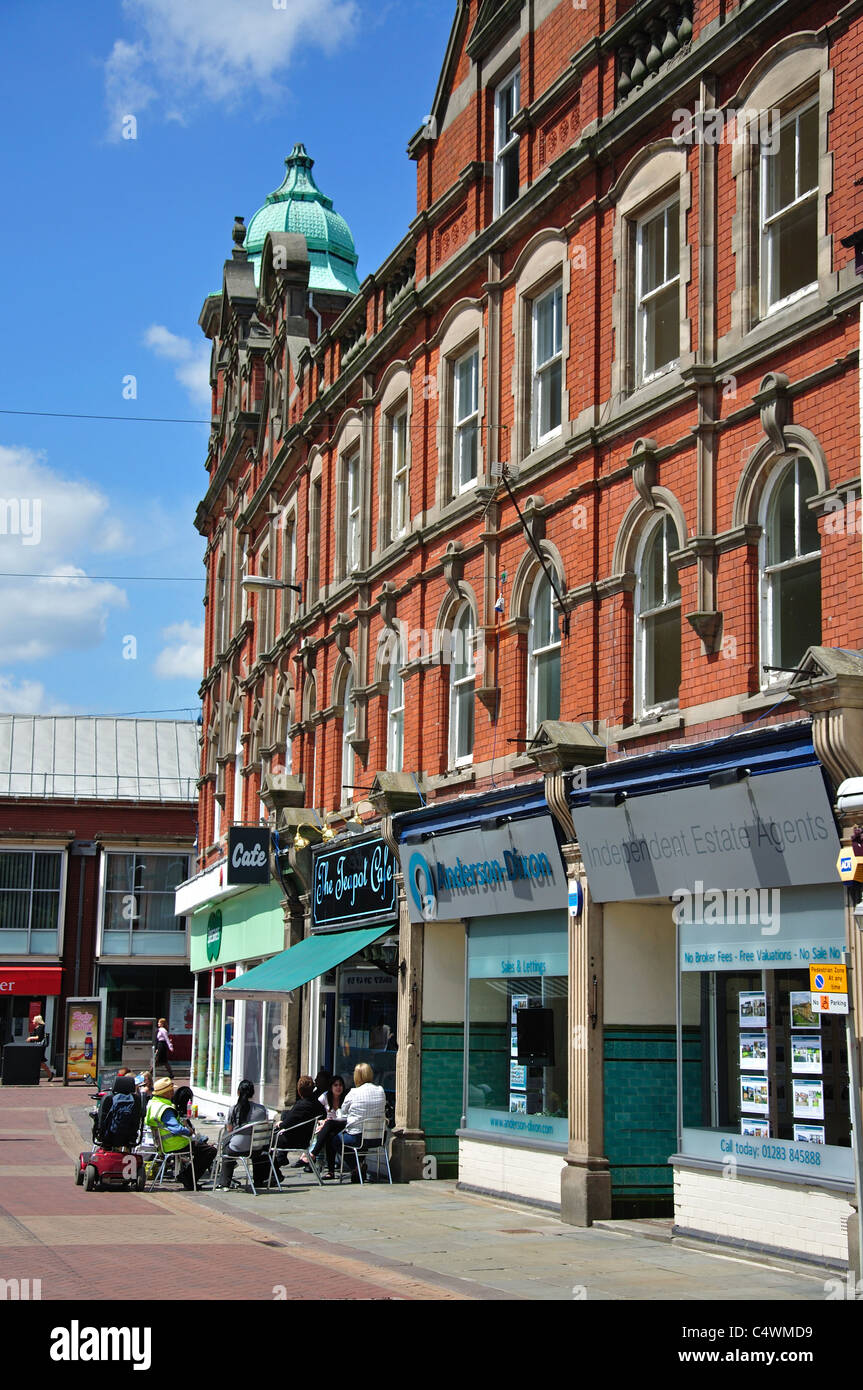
246, 143, 360, 295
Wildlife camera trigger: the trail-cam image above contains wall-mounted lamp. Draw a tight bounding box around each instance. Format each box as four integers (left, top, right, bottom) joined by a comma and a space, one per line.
708, 767, 750, 790
242, 575, 302, 601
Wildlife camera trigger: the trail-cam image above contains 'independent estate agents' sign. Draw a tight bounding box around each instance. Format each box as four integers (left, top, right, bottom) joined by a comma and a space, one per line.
312, 836, 397, 932
571, 767, 840, 903
401, 815, 566, 923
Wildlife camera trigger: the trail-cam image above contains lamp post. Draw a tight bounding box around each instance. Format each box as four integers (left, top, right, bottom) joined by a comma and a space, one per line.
241, 576, 302, 600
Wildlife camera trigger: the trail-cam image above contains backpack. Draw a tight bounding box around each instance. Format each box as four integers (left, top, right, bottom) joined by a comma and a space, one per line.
101, 1091, 142, 1148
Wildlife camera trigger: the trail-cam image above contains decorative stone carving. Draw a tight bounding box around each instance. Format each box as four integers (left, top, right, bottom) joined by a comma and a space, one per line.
686, 610, 723, 653
441, 540, 465, 600
332, 612, 353, 655
754, 372, 791, 456
377, 582, 398, 629
629, 437, 659, 509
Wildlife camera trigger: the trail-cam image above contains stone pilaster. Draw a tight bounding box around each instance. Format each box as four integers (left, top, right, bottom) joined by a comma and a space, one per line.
390, 873, 426, 1181
560, 844, 612, 1225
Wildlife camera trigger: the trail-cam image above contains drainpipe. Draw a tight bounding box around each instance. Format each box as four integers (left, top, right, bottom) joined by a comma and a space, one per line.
308, 292, 322, 342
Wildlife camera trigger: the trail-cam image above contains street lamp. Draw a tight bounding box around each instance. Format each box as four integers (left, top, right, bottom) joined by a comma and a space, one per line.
241, 576, 302, 601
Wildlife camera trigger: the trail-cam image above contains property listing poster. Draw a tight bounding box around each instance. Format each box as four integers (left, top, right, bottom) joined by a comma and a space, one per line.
509, 994, 528, 1112
64, 998, 101, 1085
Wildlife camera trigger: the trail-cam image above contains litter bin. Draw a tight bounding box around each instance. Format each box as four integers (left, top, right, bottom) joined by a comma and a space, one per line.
1, 1042, 43, 1086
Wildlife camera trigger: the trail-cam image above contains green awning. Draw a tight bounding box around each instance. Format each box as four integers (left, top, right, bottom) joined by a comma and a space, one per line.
214, 926, 391, 1002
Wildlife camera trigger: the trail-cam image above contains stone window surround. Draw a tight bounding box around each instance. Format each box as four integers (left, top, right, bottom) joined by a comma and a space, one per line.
633, 510, 684, 720
510, 541, 566, 737
722, 36, 834, 357
330, 414, 365, 584
279, 498, 299, 629
306, 453, 323, 602
434, 301, 486, 508
375, 363, 413, 556
610, 143, 693, 404
509, 231, 570, 467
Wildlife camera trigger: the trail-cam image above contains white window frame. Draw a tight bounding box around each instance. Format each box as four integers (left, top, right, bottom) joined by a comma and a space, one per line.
391, 408, 409, 539
345, 451, 361, 573
760, 98, 819, 317
527, 571, 561, 736
0, 846, 66, 955
531, 283, 563, 448
453, 348, 479, 493
387, 661, 405, 773
494, 69, 520, 218
98, 849, 191, 955
634, 514, 681, 718
256, 545, 272, 655
232, 715, 244, 826
448, 603, 476, 768
759, 456, 822, 687
341, 672, 356, 805
635, 195, 681, 385
282, 513, 297, 628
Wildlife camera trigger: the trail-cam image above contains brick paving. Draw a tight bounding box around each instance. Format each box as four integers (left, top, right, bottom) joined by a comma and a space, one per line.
0, 1083, 480, 1301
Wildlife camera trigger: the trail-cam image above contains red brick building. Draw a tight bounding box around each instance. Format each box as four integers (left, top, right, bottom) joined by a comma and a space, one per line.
0, 717, 197, 1077
189, 0, 863, 1263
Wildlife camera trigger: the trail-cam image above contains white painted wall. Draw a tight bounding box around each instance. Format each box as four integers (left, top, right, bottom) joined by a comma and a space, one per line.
422, 921, 465, 1022
459, 1137, 564, 1207
674, 1165, 853, 1265
604, 900, 676, 1025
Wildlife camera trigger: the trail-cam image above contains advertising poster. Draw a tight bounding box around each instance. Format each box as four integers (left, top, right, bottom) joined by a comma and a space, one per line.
168, 990, 194, 1035
510, 995, 528, 1024
790, 992, 820, 1028
740, 1075, 769, 1115
738, 992, 767, 1027
741, 1119, 770, 1138
793, 1080, 825, 1119
63, 997, 101, 1085
739, 1034, 768, 1070
510, 1060, 527, 1090
793, 1123, 825, 1144
790, 1035, 823, 1075
509, 1094, 527, 1115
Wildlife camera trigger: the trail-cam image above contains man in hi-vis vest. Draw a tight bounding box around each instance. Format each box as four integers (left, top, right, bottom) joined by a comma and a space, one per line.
145, 1077, 215, 1189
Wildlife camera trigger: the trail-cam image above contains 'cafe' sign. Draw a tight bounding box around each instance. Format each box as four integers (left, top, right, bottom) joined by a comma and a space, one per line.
312, 836, 397, 932
226, 826, 272, 886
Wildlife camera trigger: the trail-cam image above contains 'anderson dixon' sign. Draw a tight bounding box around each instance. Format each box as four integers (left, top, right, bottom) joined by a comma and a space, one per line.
226, 827, 271, 886
312, 837, 397, 932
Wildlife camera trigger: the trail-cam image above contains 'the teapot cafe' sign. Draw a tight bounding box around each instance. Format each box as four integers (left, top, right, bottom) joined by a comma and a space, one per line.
312, 837, 397, 931
227, 827, 271, 886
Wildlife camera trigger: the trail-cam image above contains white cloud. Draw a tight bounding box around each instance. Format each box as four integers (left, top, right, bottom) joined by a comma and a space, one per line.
155, 621, 204, 680
144, 324, 211, 407
0, 674, 73, 715
0, 445, 128, 662
104, 0, 359, 134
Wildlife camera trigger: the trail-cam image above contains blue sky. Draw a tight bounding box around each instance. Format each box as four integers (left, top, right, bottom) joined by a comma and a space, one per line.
0, 0, 453, 717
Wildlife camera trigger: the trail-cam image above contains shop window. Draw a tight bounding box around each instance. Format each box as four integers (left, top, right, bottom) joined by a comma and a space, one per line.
635, 513, 681, 716
466, 919, 568, 1143
329, 941, 399, 1104
448, 602, 476, 768
760, 456, 821, 682
682, 968, 850, 1149
527, 571, 561, 735
635, 198, 680, 383
494, 69, 520, 217
102, 852, 190, 957
531, 283, 563, 447
453, 347, 479, 493
0, 849, 63, 954
761, 101, 818, 315
387, 661, 404, 773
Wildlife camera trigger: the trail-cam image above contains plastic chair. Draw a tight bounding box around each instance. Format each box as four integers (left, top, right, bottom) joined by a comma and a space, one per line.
337, 1116, 392, 1186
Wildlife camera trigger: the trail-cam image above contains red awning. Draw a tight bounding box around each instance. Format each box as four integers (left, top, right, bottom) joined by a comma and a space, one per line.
0, 966, 63, 996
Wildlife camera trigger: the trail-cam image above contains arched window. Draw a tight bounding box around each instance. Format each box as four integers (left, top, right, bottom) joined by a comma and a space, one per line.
635, 514, 681, 715
232, 713, 244, 826
761, 456, 821, 680
341, 672, 356, 805
304, 674, 318, 807
449, 603, 476, 768
527, 572, 561, 735
387, 661, 405, 772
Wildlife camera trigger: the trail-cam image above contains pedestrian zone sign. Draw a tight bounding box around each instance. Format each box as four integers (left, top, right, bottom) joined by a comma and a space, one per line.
810, 963, 849, 1014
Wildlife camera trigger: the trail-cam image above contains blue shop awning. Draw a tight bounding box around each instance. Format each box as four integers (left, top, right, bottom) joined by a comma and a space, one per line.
214, 925, 391, 1002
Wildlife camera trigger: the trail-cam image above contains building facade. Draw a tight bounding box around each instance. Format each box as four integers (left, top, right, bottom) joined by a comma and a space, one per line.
0, 717, 198, 1075
187, 0, 863, 1267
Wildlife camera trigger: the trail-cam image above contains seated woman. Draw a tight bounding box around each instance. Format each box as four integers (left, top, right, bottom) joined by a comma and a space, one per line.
273, 1076, 325, 1175
316, 1063, 384, 1180
218, 1079, 269, 1189
303, 1073, 349, 1174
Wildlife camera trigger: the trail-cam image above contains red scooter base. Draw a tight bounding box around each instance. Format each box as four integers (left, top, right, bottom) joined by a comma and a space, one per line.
76, 1148, 147, 1192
